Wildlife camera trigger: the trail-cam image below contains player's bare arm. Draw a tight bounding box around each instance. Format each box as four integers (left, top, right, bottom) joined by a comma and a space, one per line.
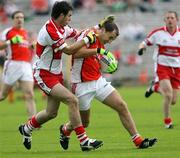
73, 47, 97, 58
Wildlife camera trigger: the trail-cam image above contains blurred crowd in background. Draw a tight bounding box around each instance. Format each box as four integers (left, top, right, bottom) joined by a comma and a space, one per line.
0, 0, 173, 23
0, 0, 177, 88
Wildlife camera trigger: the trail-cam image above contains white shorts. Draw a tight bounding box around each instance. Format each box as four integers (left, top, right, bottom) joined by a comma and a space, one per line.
3, 60, 33, 85
74, 77, 115, 111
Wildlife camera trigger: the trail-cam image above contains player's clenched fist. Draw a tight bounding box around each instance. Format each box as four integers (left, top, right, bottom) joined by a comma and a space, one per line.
107, 60, 118, 74
97, 48, 116, 62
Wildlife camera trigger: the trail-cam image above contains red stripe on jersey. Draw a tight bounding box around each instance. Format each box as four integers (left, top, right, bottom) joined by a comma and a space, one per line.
147, 27, 165, 38
36, 42, 46, 57
145, 39, 153, 46
53, 51, 62, 59
158, 45, 180, 57
46, 23, 60, 41
66, 28, 77, 39
52, 38, 65, 50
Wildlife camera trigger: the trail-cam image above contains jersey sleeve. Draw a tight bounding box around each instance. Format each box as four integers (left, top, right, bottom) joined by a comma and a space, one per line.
38, 24, 67, 51
0, 28, 9, 41
144, 30, 157, 46
65, 25, 79, 40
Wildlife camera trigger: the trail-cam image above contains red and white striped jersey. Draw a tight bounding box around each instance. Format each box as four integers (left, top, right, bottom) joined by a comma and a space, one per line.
71, 29, 104, 83
144, 26, 180, 67
34, 19, 78, 74
1, 27, 32, 62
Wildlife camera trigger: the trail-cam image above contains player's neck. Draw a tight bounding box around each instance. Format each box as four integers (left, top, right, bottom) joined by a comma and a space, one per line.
13, 26, 23, 30
167, 26, 176, 34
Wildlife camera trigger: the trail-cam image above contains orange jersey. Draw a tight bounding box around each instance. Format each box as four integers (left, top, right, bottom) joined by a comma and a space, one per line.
71, 29, 105, 83
1, 27, 32, 62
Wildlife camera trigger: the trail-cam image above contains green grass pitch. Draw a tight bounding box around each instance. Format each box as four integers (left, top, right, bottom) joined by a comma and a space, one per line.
0, 86, 180, 158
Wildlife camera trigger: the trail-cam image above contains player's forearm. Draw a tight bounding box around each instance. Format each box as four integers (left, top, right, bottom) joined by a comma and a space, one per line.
73, 48, 97, 58
62, 40, 86, 55
138, 41, 147, 49
0, 40, 9, 50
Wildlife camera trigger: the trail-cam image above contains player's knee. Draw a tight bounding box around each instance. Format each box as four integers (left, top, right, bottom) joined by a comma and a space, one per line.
67, 95, 79, 108
24, 90, 34, 100
164, 92, 173, 101
117, 99, 128, 109
115, 100, 129, 114
82, 120, 89, 128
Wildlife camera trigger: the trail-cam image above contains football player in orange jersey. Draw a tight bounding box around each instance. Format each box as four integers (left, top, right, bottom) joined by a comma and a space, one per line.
0, 11, 36, 119
59, 20, 157, 150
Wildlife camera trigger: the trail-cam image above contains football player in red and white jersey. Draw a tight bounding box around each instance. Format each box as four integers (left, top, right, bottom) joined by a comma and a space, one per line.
0, 11, 36, 118
60, 20, 157, 149
18, 1, 108, 151
138, 11, 180, 129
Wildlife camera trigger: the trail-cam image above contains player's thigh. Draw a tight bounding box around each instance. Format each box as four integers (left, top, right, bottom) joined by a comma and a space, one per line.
102, 89, 126, 111
46, 95, 60, 114
2, 61, 22, 85
0, 82, 13, 97
78, 92, 95, 111
50, 83, 77, 104
20, 62, 33, 82
95, 77, 115, 102
74, 81, 97, 111
19, 80, 34, 94
159, 79, 173, 95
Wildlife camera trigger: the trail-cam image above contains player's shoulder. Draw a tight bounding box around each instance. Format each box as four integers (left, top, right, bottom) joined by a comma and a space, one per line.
44, 20, 60, 41
151, 27, 165, 33
147, 27, 165, 37
2, 27, 13, 34
0, 27, 13, 40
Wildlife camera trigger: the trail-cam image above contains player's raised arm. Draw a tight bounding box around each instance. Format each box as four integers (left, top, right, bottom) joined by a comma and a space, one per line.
61, 31, 96, 55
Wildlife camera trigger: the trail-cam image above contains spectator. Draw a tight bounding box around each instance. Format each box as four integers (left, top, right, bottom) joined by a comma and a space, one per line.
31, 0, 49, 15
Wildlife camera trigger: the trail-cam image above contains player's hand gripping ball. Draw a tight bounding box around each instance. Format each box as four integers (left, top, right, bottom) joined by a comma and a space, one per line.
100, 54, 118, 74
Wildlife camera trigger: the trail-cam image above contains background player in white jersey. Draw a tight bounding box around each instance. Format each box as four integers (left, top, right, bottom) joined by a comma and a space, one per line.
138, 11, 180, 129
18, 1, 116, 151
59, 20, 157, 150
0, 11, 36, 119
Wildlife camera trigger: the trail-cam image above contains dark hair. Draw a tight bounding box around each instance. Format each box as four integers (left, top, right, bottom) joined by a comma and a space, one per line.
51, 1, 73, 20
166, 11, 179, 20
103, 21, 119, 36
11, 10, 24, 19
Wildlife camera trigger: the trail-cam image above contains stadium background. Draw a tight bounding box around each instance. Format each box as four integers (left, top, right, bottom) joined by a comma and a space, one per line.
0, 1, 180, 158
0, 0, 180, 86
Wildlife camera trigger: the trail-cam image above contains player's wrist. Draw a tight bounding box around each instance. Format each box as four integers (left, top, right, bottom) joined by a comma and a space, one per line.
97, 48, 101, 54
83, 36, 89, 45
